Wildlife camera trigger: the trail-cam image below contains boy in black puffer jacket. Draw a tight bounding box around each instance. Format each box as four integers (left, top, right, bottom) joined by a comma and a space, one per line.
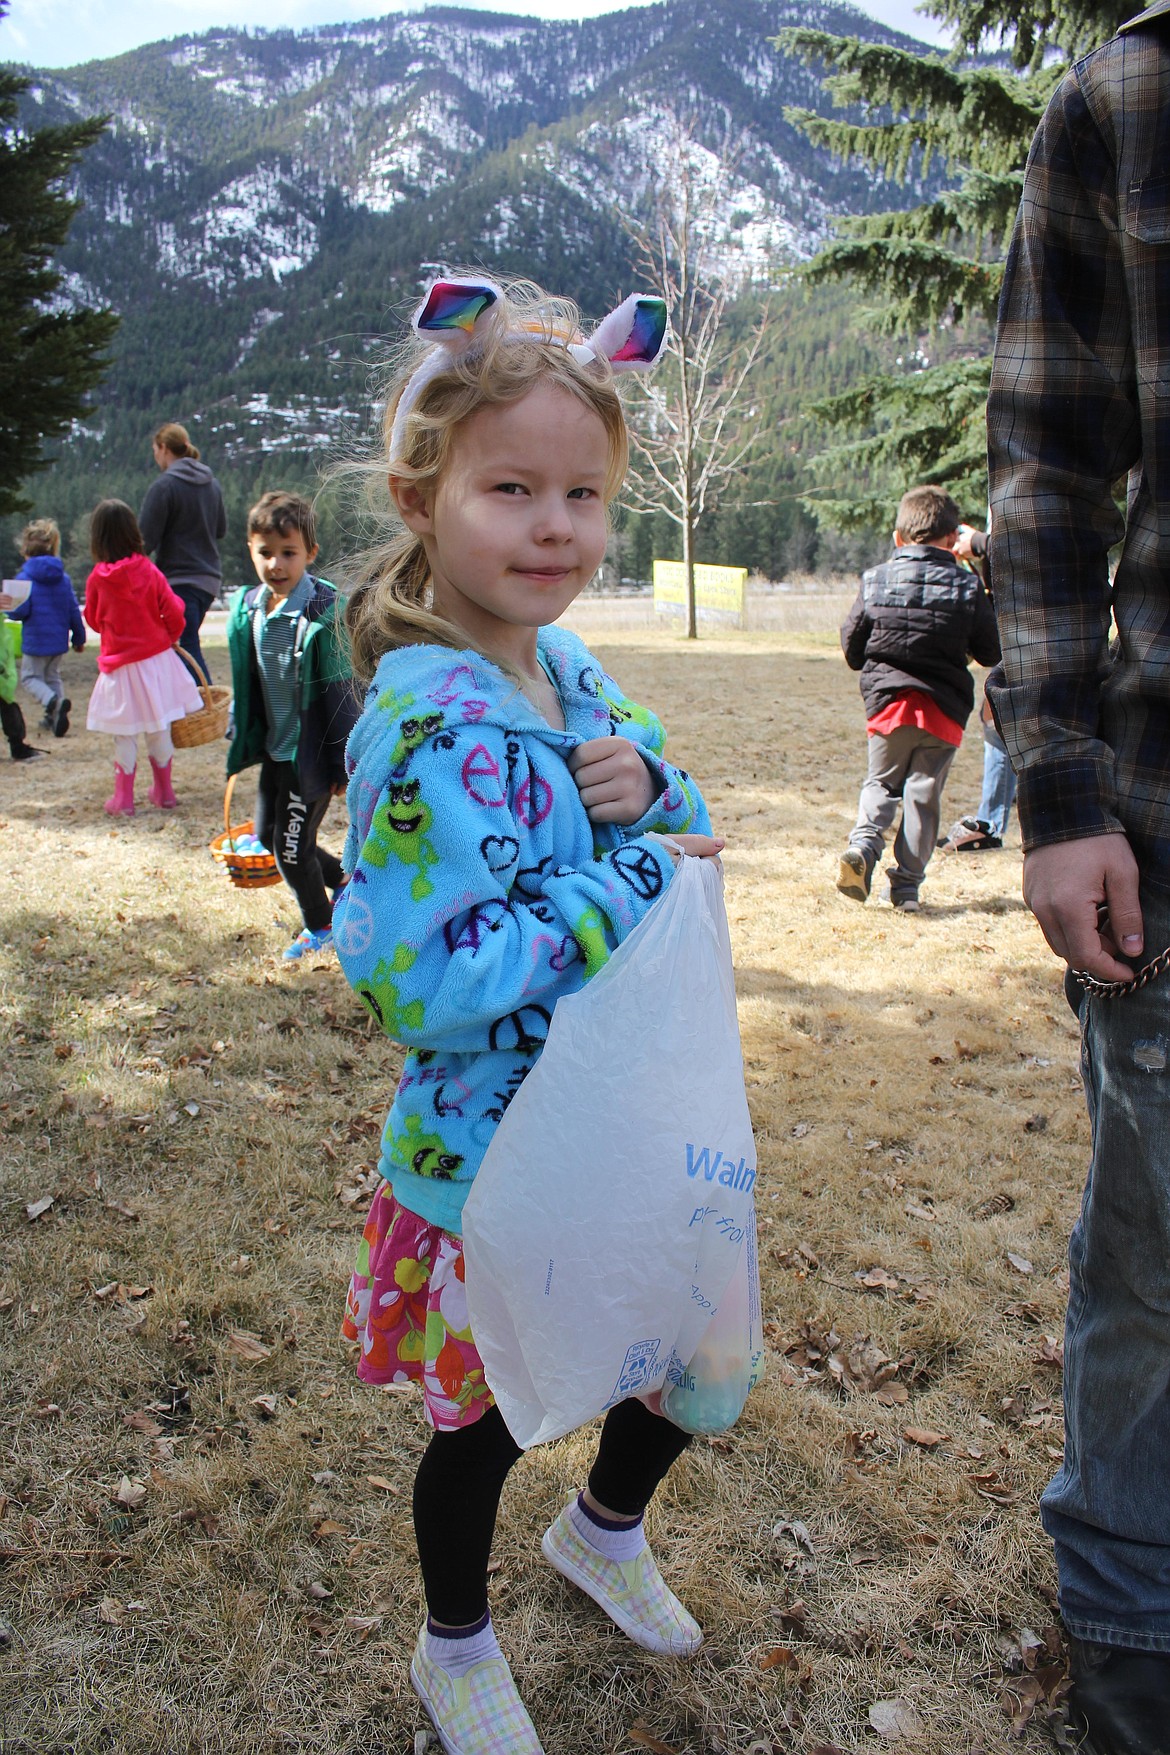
837, 485, 1000, 912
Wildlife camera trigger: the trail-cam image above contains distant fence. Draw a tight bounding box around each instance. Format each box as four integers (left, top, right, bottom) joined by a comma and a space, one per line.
566, 584, 854, 636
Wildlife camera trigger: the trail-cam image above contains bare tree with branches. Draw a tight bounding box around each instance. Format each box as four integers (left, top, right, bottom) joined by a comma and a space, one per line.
621, 114, 772, 638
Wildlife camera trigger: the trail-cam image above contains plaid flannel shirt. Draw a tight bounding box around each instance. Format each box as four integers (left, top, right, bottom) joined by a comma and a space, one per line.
987, 0, 1170, 891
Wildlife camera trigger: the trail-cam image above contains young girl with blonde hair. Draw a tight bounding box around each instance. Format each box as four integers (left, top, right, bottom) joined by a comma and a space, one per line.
334, 276, 724, 1753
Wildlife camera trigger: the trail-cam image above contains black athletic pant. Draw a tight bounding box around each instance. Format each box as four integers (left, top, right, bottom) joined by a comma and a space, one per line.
254, 755, 344, 933
413, 1400, 692, 1626
1, 696, 30, 757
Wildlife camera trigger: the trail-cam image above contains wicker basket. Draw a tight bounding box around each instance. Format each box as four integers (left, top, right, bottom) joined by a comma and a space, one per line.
209, 774, 282, 889
171, 644, 232, 749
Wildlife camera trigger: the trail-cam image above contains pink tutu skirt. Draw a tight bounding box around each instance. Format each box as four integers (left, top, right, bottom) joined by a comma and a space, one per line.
341, 1183, 495, 1431
87, 649, 203, 736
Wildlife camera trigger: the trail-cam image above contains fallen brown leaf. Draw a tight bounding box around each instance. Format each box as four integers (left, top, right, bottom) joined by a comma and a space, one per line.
856, 1267, 900, 1291
874, 1380, 909, 1405
629, 1726, 682, 1755
226, 1329, 271, 1361
868, 1698, 925, 1739
365, 1474, 400, 1495
903, 1427, 948, 1449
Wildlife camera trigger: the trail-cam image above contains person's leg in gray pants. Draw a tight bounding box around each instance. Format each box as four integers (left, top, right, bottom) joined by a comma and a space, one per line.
20, 652, 64, 720
847, 725, 956, 901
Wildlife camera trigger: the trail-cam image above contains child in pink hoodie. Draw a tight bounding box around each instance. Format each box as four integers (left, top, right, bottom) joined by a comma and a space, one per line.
84, 499, 204, 815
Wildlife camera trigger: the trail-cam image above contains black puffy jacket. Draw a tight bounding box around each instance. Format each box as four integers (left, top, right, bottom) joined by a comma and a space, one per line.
841, 543, 1001, 729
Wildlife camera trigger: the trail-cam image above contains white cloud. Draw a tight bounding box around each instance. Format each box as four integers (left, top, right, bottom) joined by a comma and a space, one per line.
1, 0, 951, 71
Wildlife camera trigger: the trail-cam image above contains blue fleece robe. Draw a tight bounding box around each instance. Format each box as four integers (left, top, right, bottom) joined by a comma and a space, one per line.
334, 624, 711, 1235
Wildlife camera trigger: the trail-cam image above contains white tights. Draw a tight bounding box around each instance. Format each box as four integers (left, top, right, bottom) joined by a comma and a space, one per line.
114, 729, 173, 772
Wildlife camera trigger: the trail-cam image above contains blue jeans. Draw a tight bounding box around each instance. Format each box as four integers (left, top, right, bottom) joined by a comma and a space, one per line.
173, 582, 215, 684
977, 723, 1017, 838
1045, 889, 1170, 1650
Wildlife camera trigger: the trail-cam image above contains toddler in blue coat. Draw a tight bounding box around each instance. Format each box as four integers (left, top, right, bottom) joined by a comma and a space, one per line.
5, 519, 86, 737
334, 276, 723, 1754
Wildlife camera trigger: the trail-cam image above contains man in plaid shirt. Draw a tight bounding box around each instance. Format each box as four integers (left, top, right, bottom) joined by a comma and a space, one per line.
988, 3, 1170, 1746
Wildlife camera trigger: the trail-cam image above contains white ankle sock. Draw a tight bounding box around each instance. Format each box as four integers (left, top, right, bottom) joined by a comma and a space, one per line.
424, 1612, 501, 1679
569, 1493, 646, 1563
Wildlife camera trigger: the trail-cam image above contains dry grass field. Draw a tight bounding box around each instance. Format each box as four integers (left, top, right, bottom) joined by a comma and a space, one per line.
1, 610, 1083, 1755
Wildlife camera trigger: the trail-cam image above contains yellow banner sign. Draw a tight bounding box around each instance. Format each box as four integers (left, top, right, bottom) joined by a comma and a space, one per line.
653, 560, 747, 622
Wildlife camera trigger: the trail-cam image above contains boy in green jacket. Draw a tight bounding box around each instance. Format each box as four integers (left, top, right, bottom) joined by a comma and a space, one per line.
226, 492, 360, 959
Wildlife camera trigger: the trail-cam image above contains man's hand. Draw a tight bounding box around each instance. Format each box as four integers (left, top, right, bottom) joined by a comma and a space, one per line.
569, 736, 658, 825
954, 524, 984, 562
0, 593, 15, 613
1024, 833, 1144, 980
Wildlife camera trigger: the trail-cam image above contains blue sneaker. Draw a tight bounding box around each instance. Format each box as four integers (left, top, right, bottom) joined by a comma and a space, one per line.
282, 926, 334, 961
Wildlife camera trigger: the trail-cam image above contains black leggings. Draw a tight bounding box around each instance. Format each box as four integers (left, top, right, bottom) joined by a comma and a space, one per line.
414, 1400, 692, 1626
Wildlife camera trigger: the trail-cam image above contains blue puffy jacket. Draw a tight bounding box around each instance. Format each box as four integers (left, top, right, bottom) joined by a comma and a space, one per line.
9, 556, 86, 656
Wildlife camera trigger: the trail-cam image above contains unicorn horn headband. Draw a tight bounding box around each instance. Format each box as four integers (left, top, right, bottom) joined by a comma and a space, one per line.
387, 277, 669, 467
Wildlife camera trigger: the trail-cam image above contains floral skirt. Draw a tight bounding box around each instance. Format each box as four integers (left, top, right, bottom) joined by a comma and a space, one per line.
341, 1183, 495, 1431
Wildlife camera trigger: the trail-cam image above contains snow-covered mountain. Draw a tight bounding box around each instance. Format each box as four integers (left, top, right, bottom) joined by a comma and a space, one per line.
17, 0, 934, 542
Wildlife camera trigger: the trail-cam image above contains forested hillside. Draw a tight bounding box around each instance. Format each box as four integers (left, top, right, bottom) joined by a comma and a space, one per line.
4, 0, 967, 587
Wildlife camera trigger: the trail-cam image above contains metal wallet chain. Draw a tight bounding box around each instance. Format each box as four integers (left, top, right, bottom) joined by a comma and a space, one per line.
1073, 943, 1170, 999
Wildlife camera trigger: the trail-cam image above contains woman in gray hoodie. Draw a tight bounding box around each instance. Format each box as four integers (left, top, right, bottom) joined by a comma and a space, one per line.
138, 421, 227, 682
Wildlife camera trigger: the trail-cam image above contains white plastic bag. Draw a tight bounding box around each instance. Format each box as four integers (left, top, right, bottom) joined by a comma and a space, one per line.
462, 853, 759, 1447
660, 1205, 765, 1434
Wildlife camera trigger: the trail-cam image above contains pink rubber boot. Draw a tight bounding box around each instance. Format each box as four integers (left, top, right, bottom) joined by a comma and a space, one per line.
148, 757, 177, 809
104, 763, 136, 816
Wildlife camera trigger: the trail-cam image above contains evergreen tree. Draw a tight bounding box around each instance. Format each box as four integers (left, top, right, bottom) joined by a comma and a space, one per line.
0, 3, 118, 517
773, 1, 1132, 531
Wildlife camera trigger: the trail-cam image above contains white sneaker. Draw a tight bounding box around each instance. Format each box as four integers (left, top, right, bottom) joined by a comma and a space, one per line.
409, 1626, 545, 1754
541, 1503, 702, 1657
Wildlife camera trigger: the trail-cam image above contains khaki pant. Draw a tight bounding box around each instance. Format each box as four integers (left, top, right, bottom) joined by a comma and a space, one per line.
848, 724, 957, 894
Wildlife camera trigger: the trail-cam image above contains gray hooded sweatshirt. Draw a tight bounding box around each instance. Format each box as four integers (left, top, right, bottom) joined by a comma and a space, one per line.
138, 457, 227, 596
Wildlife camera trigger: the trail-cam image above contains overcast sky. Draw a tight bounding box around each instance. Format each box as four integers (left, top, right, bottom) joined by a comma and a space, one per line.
1, 0, 950, 71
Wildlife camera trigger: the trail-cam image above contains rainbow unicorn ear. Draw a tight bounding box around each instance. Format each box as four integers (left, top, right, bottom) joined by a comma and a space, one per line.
586, 294, 669, 371
390, 279, 668, 466
390, 279, 505, 463
412, 278, 503, 343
